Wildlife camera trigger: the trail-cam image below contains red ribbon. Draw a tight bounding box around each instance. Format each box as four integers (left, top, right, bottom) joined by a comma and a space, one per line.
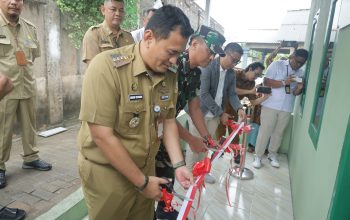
192, 157, 211, 177
160, 188, 174, 212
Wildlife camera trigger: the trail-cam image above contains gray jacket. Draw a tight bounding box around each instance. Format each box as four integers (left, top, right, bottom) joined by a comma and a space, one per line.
200, 57, 242, 117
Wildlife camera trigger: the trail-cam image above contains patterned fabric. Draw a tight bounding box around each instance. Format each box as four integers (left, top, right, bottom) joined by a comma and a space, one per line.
175, 51, 201, 115
195, 25, 225, 56
216, 70, 262, 141
156, 50, 201, 172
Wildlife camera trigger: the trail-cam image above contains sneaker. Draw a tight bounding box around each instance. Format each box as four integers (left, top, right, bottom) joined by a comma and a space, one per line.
0, 170, 6, 189
253, 155, 262, 168
22, 159, 52, 171
268, 155, 280, 168
204, 173, 216, 184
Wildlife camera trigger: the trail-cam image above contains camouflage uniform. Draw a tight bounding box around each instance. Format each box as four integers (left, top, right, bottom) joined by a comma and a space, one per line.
155, 50, 201, 179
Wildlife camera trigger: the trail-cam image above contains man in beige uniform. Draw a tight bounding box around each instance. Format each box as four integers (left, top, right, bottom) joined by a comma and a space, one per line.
0, 0, 52, 189
78, 5, 194, 220
81, 0, 134, 65
0, 73, 26, 220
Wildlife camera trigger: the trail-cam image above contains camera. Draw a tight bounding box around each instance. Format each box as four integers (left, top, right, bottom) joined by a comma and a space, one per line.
256, 86, 272, 94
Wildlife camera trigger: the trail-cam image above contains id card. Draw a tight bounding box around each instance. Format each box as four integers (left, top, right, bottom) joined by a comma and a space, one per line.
15, 51, 28, 66
285, 85, 291, 94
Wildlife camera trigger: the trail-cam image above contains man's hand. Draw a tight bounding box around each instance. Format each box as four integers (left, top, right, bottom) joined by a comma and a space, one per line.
293, 82, 304, 95
238, 108, 246, 121
175, 166, 194, 189
141, 176, 169, 201
285, 75, 296, 85
220, 112, 230, 125
250, 86, 257, 95
188, 135, 207, 153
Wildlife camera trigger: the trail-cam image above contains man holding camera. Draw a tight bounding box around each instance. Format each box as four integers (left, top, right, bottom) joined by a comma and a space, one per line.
253, 49, 308, 169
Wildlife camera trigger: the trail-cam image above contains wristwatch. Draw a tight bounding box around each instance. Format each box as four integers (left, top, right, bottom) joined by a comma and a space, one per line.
282, 80, 286, 86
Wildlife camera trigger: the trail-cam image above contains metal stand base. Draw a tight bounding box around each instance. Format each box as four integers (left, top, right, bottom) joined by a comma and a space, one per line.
230, 166, 254, 180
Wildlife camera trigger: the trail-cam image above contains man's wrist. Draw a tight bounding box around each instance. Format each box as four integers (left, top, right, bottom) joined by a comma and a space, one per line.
173, 160, 186, 170
281, 80, 286, 86
135, 175, 149, 192
202, 134, 211, 141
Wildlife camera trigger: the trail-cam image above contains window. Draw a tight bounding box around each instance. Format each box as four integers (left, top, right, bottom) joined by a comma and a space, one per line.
299, 9, 320, 115
309, 0, 340, 147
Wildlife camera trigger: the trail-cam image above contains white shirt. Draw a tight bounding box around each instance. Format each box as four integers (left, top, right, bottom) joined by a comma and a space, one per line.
262, 60, 304, 112
131, 27, 144, 43
206, 67, 227, 118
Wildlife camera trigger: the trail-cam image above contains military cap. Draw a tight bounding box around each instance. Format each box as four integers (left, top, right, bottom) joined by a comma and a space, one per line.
193, 25, 226, 57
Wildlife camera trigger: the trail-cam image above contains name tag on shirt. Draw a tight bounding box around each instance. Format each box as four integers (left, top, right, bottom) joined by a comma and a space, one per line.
129, 94, 143, 101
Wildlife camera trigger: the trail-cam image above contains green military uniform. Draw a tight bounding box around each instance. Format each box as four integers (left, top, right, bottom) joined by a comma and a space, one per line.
77, 43, 177, 220
155, 50, 201, 180
81, 21, 134, 63
0, 12, 41, 171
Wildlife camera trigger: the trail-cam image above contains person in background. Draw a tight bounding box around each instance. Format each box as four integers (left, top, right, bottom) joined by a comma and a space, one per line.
186, 43, 246, 184
155, 25, 226, 220
0, 0, 52, 191
0, 73, 26, 220
253, 49, 308, 169
81, 0, 134, 65
131, 8, 156, 42
77, 5, 194, 220
216, 62, 269, 154
265, 40, 298, 67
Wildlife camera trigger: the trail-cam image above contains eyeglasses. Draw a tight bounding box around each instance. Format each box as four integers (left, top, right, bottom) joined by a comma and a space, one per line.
228, 53, 241, 65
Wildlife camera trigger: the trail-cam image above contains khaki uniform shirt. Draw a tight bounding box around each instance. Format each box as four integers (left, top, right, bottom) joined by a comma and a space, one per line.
78, 43, 177, 169
81, 21, 134, 63
0, 12, 40, 99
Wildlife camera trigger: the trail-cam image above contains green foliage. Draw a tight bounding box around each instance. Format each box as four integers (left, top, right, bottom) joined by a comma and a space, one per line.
56, 0, 139, 49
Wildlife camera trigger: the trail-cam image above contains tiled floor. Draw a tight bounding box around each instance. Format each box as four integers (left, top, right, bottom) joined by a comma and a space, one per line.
172, 152, 294, 220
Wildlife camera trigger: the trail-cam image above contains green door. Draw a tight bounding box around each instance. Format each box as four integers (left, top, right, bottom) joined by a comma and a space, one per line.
327, 115, 350, 220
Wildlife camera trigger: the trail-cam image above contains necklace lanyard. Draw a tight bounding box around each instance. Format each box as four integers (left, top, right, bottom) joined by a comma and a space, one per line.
286, 65, 289, 77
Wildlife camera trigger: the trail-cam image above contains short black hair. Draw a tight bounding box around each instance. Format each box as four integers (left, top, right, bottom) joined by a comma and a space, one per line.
224, 43, 243, 55
294, 48, 309, 60
245, 62, 265, 72
145, 5, 194, 40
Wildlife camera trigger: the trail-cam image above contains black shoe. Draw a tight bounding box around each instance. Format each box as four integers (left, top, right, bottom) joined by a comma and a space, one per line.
0, 170, 6, 189
22, 159, 52, 171
156, 203, 180, 220
0, 206, 26, 220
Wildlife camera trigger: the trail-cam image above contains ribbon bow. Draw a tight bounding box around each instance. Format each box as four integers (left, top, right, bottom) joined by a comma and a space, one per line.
192, 157, 211, 177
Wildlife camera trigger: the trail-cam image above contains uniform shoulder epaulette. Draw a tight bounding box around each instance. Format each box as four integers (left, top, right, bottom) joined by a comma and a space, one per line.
122, 29, 133, 36
89, 24, 102, 31
110, 53, 134, 68
21, 17, 36, 29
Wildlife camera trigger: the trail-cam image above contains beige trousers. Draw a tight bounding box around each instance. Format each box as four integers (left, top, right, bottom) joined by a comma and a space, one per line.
0, 97, 39, 170
78, 154, 155, 220
255, 106, 291, 157
185, 115, 220, 171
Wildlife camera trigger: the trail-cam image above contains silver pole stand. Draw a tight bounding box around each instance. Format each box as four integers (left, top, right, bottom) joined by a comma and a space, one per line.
230, 107, 254, 180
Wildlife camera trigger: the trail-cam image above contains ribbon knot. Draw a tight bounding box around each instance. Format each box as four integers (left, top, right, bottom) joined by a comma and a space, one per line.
192, 157, 211, 177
